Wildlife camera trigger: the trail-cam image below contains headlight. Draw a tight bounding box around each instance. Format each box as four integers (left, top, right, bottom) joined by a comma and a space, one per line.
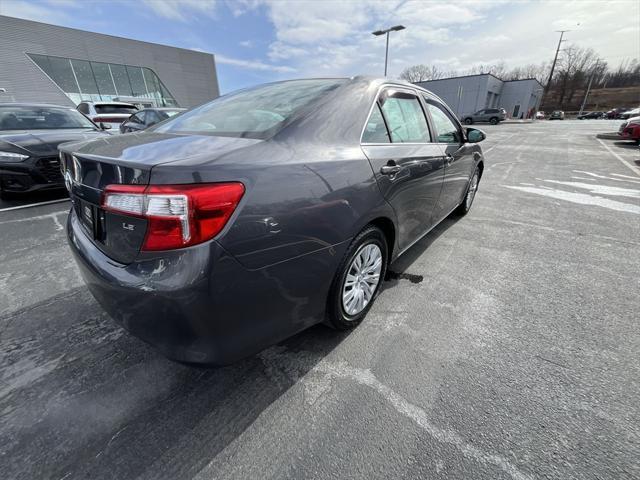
0, 151, 29, 162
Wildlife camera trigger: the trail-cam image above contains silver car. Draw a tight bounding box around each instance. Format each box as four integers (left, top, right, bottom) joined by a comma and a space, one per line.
462, 108, 507, 125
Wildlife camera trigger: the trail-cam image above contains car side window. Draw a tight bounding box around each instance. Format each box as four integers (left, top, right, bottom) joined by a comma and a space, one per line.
379, 91, 430, 143
426, 101, 461, 144
362, 104, 390, 143
146, 111, 161, 125
130, 112, 145, 124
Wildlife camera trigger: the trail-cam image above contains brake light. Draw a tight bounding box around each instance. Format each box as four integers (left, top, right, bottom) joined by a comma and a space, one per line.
102, 183, 245, 250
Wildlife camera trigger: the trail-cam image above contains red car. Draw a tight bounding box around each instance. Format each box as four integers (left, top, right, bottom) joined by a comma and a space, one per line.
619, 116, 640, 144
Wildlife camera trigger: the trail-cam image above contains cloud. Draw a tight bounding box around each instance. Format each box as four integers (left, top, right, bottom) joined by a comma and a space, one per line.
236, 0, 639, 79
140, 0, 217, 21
0, 0, 72, 23
239, 40, 253, 47
216, 54, 296, 73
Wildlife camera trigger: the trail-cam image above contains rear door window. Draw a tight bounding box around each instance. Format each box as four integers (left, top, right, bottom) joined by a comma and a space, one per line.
379, 90, 431, 143
362, 104, 390, 143
95, 104, 138, 115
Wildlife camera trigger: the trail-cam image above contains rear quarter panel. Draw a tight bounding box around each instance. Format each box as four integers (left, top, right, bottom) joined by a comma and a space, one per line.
148, 139, 396, 270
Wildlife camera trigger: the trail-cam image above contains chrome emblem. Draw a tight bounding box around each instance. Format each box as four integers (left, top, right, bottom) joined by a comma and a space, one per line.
64, 169, 74, 192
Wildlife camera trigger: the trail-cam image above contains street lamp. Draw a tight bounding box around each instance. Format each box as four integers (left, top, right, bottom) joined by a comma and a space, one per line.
372, 25, 405, 76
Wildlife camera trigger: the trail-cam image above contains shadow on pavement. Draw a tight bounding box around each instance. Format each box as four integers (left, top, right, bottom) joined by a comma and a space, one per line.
384, 214, 460, 290
0, 188, 67, 209
0, 287, 350, 479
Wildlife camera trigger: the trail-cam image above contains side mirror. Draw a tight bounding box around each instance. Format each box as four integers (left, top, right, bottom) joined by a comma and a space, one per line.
466, 127, 485, 143
100, 122, 112, 130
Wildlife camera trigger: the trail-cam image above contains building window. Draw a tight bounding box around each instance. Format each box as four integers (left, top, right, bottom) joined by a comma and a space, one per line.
27, 53, 178, 107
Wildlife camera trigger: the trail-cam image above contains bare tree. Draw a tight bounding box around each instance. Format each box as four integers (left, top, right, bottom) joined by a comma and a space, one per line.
554, 44, 603, 106
399, 64, 453, 82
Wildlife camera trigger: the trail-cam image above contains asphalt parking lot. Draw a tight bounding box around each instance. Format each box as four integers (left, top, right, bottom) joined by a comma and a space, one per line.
1, 120, 639, 479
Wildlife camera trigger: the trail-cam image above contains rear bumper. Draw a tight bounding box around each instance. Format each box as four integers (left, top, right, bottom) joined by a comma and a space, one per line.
67, 210, 341, 364
619, 126, 640, 141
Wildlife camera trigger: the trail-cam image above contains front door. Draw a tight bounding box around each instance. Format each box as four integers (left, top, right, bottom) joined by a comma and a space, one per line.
361, 88, 445, 251
424, 98, 476, 218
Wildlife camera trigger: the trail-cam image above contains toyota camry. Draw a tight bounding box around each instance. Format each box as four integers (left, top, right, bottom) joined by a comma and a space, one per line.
60, 76, 486, 364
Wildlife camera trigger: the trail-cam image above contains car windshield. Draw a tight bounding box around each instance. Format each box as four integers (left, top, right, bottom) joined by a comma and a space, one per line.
155, 79, 346, 139
164, 110, 183, 117
0, 105, 97, 130
95, 104, 138, 114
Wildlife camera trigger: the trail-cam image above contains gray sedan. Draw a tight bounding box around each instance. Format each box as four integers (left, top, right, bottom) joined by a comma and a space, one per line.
59, 76, 486, 364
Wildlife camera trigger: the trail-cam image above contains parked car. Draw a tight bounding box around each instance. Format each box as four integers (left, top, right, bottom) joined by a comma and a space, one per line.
535, 111, 545, 120
120, 107, 186, 133
0, 103, 108, 199
462, 108, 506, 125
606, 108, 628, 119
577, 111, 604, 119
76, 101, 138, 131
60, 77, 486, 364
618, 115, 640, 144
619, 107, 640, 120
549, 110, 565, 120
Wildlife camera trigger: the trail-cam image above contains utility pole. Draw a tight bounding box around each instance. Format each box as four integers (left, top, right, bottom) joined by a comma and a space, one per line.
541, 30, 569, 108
579, 61, 599, 116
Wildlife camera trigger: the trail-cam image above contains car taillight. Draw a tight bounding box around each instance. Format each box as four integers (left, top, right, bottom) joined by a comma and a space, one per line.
102, 183, 245, 251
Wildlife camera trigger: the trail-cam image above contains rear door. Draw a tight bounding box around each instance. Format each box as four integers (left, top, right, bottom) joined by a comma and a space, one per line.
361, 87, 445, 251
424, 97, 475, 218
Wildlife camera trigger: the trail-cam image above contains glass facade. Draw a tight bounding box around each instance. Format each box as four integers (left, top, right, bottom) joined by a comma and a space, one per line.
27, 53, 178, 107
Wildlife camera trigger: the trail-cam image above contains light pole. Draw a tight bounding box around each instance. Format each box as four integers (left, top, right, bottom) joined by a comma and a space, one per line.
372, 25, 405, 76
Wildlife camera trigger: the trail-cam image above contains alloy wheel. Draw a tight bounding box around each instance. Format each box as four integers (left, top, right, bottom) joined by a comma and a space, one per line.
342, 243, 383, 317
466, 172, 479, 210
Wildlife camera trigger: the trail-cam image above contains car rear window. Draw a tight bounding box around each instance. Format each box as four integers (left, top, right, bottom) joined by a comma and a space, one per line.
155, 79, 346, 139
95, 104, 138, 114
0, 106, 97, 130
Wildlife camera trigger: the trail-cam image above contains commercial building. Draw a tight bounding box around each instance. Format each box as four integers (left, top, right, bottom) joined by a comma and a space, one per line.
0, 15, 219, 108
416, 74, 544, 119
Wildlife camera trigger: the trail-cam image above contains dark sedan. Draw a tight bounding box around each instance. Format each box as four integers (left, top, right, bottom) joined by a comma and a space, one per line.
60, 77, 486, 364
0, 104, 108, 199
577, 111, 604, 119
119, 107, 186, 134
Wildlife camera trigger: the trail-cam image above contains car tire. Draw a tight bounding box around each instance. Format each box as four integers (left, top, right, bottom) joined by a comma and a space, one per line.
464, 118, 473, 125
326, 225, 388, 330
489, 117, 499, 125
454, 167, 480, 216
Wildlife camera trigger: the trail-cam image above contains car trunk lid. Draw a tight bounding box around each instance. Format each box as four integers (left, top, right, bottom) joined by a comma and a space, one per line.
59, 132, 261, 263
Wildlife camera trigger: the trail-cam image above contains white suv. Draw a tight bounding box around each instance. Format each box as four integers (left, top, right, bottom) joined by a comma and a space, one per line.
76, 101, 138, 132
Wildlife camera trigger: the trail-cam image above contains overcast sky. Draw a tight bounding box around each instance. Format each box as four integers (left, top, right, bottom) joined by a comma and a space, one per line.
1, 0, 638, 93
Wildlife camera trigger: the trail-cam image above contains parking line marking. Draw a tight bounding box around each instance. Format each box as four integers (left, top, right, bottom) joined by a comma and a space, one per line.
0, 198, 69, 213
483, 132, 518, 154
596, 138, 640, 178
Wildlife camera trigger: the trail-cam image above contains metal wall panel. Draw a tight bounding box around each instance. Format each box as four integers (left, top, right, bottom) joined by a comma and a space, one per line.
0, 15, 219, 107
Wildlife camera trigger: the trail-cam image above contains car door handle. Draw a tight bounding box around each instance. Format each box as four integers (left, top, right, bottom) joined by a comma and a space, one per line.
380, 163, 402, 175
